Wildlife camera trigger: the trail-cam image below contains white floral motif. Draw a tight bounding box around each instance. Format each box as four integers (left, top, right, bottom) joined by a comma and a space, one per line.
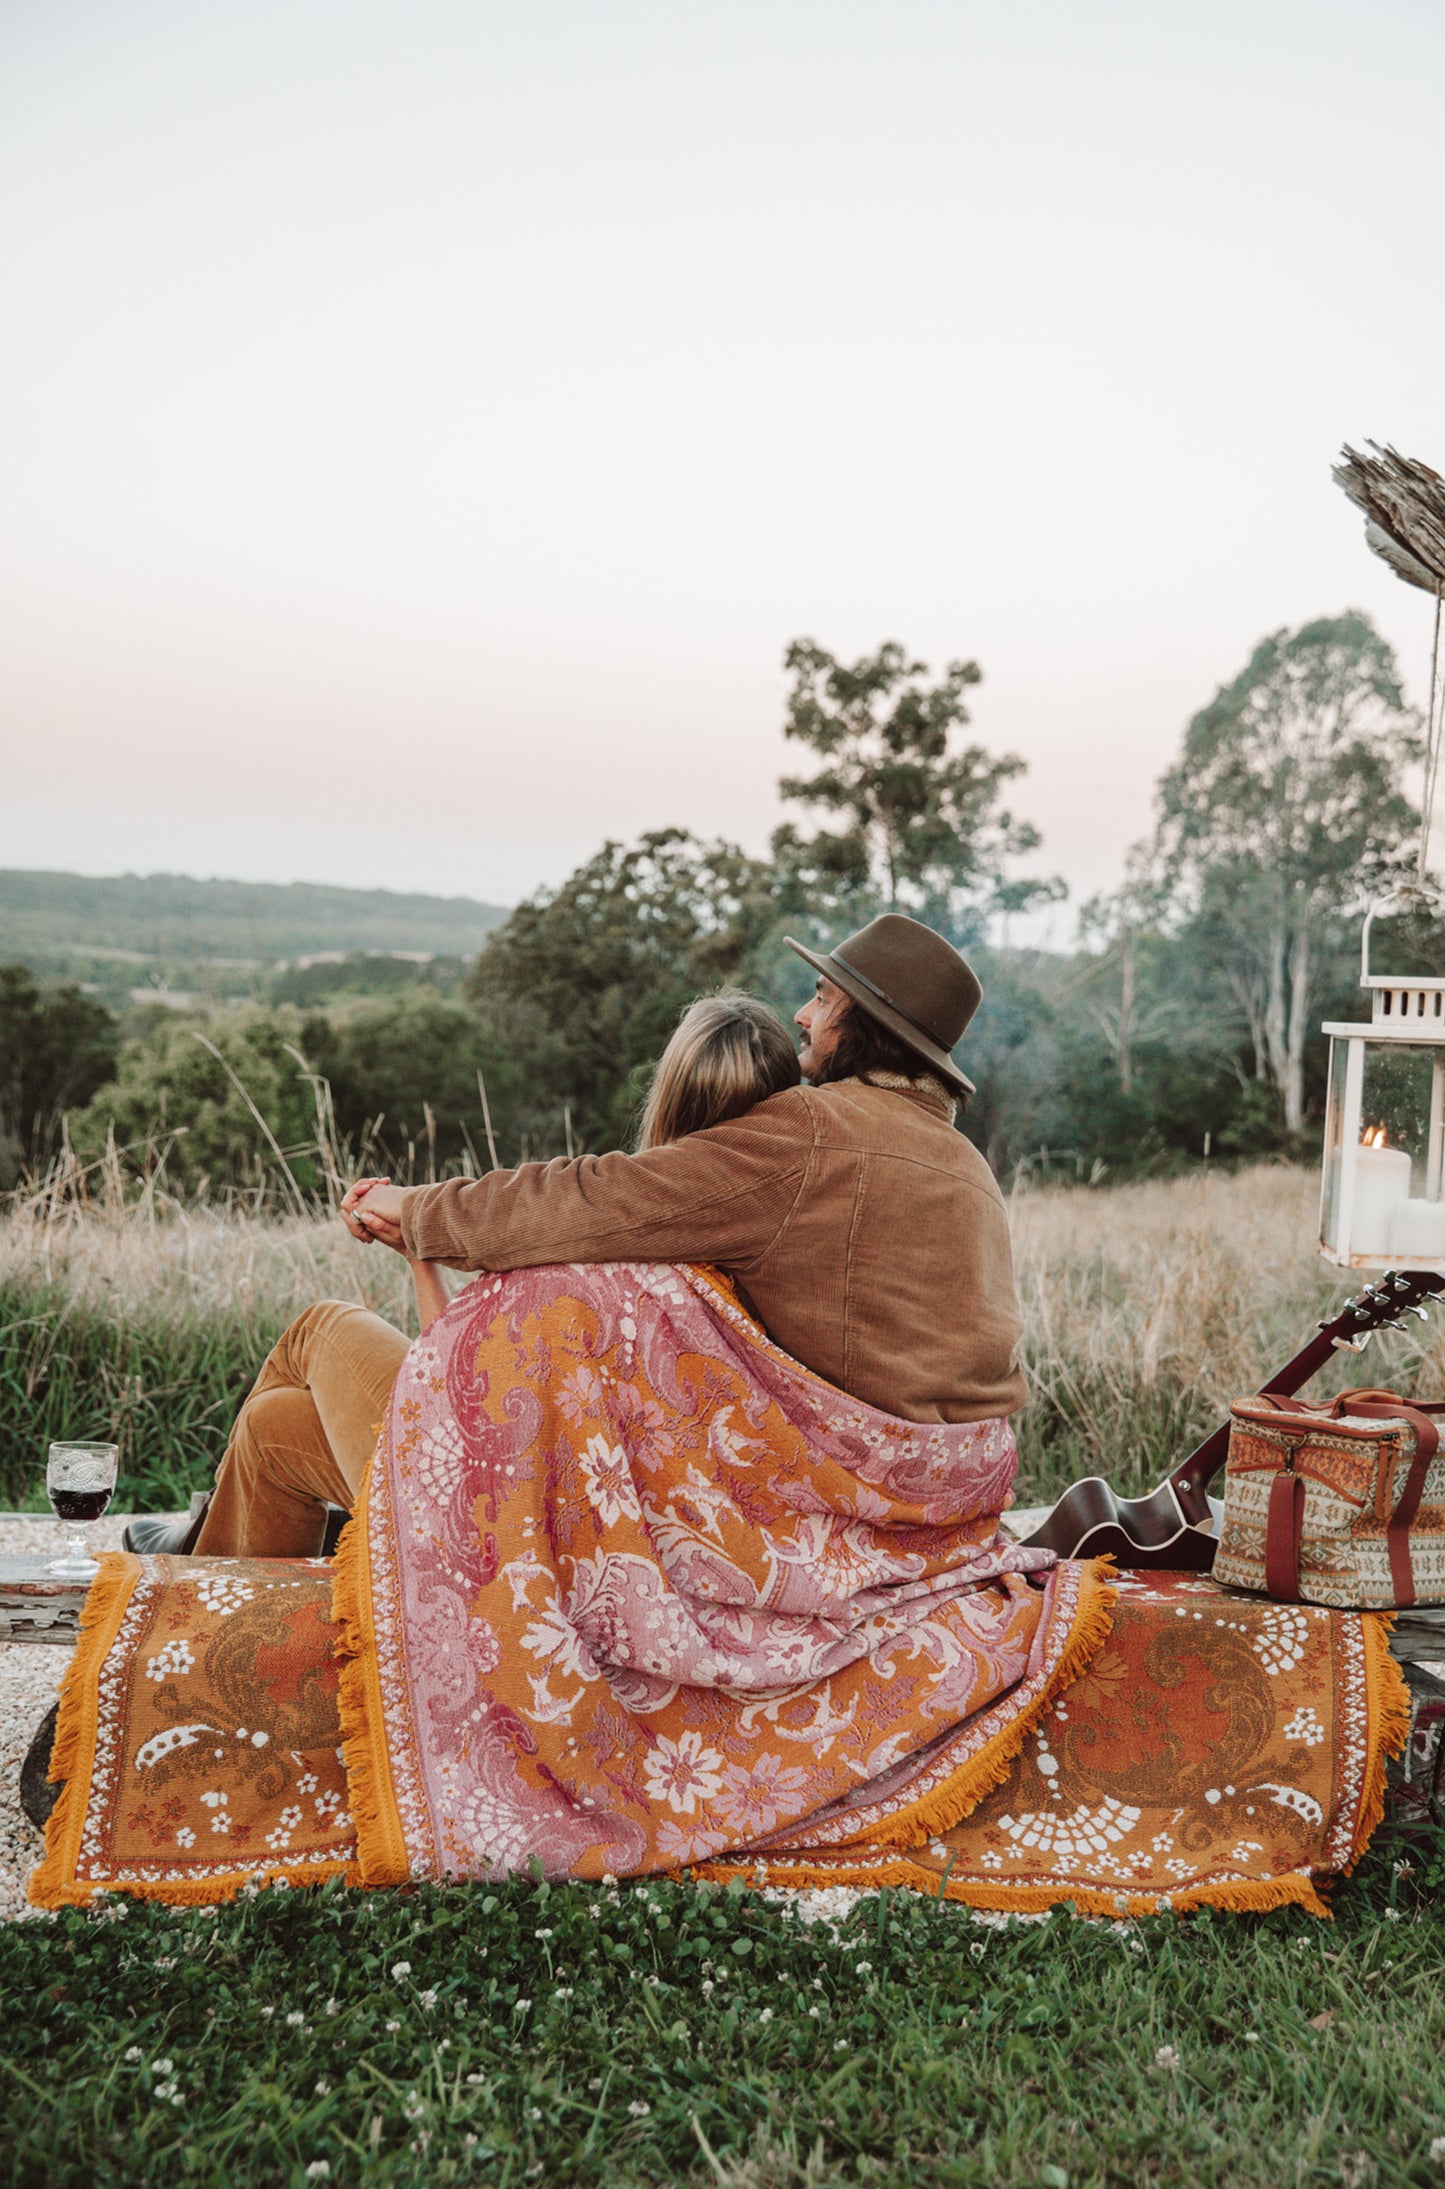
641, 1731, 725, 1815
578, 1434, 641, 1526
995, 1797, 1142, 1857
194, 1574, 255, 1617
413, 1418, 468, 1503
1283, 1706, 1325, 1748
1252, 1607, 1310, 1676
145, 1639, 195, 1683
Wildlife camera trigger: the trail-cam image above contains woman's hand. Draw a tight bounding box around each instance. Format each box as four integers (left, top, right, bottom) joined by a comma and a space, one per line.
341, 1178, 408, 1251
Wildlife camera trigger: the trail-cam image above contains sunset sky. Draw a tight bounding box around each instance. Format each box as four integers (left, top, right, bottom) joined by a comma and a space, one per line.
4, 0, 1443, 937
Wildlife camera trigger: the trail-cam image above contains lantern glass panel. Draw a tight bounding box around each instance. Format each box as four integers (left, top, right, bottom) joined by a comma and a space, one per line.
1321, 1036, 1445, 1265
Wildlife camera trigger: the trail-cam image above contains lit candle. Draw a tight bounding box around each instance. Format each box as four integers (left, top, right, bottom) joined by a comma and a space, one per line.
1349, 1139, 1412, 1255
1388, 1197, 1445, 1260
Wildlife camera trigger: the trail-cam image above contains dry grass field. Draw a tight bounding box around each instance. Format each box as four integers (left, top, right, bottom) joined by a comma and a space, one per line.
4, 1157, 1444, 1513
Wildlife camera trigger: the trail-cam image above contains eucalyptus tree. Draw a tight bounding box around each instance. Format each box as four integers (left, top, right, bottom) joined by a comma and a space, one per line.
1155, 612, 1421, 1133
770, 638, 1060, 943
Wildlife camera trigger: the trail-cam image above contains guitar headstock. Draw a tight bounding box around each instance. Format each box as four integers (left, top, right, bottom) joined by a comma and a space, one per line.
1326, 1269, 1445, 1349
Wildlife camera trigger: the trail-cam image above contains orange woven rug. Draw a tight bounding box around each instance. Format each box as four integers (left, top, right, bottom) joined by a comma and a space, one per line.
31, 1563, 1404, 1916
32, 1554, 356, 1908
699, 1570, 1409, 1918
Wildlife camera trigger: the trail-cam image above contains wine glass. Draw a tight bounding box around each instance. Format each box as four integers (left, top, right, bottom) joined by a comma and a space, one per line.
46, 1443, 119, 1579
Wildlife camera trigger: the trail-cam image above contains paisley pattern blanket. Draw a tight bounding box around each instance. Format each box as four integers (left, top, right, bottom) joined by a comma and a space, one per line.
335, 1264, 1106, 1882
34, 1262, 1106, 1903
30, 1265, 1406, 1913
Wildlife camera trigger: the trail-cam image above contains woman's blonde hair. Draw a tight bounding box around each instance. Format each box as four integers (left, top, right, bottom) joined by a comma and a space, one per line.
635, 992, 801, 1152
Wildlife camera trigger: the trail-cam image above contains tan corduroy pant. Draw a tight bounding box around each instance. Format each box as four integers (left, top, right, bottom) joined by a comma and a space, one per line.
193, 1302, 410, 1558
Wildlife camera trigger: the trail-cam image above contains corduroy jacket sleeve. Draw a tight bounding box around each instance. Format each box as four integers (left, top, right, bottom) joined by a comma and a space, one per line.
397, 1086, 815, 1272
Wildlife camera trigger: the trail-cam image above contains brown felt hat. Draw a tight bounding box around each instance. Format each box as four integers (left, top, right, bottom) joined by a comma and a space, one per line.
784, 913, 983, 1096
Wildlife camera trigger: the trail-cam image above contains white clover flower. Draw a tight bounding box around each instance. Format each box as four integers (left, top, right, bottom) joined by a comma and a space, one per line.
555, 1987, 574, 2001
419, 1989, 438, 2011
534, 1928, 553, 1941
627, 2100, 651, 2119
834, 2040, 848, 2052
514, 1998, 532, 2013
124, 2047, 142, 2064
325, 1998, 339, 2017
314, 2080, 331, 2097
259, 2006, 275, 2021
855, 1961, 873, 1977
305, 2167, 331, 2183
286, 2011, 305, 2027
390, 1960, 412, 1981
403, 2093, 424, 2122
758, 2008, 773, 2024
527, 2107, 543, 2122
385, 2019, 401, 2033
1244, 2032, 1260, 2044
1429, 2135, 1445, 2163
808, 2005, 821, 2019
466, 2072, 486, 2086
151, 2059, 174, 2077
1155, 2045, 1181, 2073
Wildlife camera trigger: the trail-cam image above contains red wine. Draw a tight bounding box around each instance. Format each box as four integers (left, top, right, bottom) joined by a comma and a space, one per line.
50, 1488, 112, 1522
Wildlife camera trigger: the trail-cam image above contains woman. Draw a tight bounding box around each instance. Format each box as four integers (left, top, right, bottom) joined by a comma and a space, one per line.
123, 994, 803, 1560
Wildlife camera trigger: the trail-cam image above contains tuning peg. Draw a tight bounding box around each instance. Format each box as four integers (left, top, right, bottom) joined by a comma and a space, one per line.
1408, 1303, 1432, 1321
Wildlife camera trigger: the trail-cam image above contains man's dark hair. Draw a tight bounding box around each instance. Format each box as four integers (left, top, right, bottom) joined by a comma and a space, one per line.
810, 1000, 933, 1089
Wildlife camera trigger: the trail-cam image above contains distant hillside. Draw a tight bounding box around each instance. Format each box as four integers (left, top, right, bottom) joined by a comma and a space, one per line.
0, 869, 511, 1008
0, 870, 510, 960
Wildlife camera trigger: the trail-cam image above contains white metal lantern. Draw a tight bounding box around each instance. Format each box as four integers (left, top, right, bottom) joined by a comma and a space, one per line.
1320, 889, 1445, 1269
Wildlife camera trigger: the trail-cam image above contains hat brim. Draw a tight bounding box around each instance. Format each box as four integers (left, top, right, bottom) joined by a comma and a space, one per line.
785, 936, 976, 1096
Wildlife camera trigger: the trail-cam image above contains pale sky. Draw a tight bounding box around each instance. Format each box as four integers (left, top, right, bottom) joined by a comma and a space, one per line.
4, 0, 1444, 939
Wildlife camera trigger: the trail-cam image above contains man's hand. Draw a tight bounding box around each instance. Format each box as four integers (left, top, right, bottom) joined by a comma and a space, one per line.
341, 1178, 408, 1251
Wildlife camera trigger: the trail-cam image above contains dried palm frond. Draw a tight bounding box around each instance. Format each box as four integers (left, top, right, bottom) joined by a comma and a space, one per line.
1334, 441, 1445, 593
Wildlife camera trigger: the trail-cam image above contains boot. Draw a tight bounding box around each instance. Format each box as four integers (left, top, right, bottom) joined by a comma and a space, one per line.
122, 1489, 211, 1556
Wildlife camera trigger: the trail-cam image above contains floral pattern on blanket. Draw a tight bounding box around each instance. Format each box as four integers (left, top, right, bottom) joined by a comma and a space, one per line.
722, 1571, 1403, 1918
34, 1555, 355, 1904
346, 1261, 1085, 1884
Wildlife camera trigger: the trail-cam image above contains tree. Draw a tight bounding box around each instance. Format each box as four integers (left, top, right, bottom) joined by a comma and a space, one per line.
770, 638, 1060, 941
467, 830, 780, 1151
0, 965, 118, 1187
1156, 612, 1422, 1133
70, 1008, 324, 1197
308, 987, 565, 1175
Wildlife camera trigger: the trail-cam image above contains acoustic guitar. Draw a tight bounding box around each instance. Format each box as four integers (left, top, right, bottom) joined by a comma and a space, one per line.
1018, 1269, 1445, 1569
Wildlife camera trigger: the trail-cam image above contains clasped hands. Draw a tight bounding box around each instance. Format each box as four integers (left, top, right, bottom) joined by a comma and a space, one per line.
341, 1177, 408, 1251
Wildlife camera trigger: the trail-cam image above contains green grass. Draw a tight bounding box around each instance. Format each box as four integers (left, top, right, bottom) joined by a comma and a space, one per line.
0, 1282, 281, 1512
1, 1833, 1443, 2189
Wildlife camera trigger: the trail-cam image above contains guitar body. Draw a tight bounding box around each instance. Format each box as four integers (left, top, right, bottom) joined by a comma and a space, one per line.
1018, 1270, 1445, 1569
1022, 1477, 1220, 1570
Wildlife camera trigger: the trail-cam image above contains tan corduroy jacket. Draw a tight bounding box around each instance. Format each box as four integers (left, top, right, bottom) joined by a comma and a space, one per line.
398, 1078, 1027, 1426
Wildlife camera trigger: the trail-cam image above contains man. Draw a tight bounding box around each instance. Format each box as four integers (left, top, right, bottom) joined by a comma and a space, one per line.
126, 913, 1025, 1557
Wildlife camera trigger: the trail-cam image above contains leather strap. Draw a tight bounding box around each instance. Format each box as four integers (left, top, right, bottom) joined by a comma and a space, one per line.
1250, 1386, 1438, 1609
1264, 1471, 1305, 1601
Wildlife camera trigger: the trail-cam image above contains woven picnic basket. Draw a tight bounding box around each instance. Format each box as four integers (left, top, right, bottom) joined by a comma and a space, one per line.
1213, 1386, 1445, 1609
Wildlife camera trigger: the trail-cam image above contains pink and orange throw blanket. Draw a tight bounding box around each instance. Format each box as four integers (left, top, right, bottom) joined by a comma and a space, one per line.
32, 1265, 1405, 1913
